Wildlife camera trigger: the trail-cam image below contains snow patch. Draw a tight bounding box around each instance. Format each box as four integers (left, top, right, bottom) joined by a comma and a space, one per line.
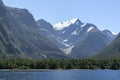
41, 53, 47, 58
71, 31, 79, 35
64, 44, 70, 47
63, 46, 74, 54
56, 37, 70, 47
87, 26, 94, 32
81, 23, 87, 28
53, 18, 78, 30
40, 28, 49, 32
63, 39, 68, 42
111, 31, 118, 35
70, 18, 78, 23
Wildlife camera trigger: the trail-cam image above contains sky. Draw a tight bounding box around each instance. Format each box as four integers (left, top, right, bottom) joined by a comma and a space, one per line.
3, 0, 120, 33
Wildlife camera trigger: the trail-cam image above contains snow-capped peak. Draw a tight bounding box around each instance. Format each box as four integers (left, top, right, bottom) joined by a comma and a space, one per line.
70, 18, 78, 24
53, 18, 78, 30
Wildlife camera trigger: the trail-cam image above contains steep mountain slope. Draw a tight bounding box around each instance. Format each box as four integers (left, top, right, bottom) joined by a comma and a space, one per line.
54, 19, 116, 58
95, 33, 120, 58
37, 18, 116, 58
71, 30, 112, 58
37, 19, 69, 51
7, 7, 36, 27
0, 0, 66, 59
102, 30, 117, 43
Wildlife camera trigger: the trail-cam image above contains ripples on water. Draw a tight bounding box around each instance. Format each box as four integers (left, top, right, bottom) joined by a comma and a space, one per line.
0, 70, 120, 80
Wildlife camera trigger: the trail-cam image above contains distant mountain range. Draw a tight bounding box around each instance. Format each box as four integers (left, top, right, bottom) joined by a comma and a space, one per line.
37, 18, 116, 58
0, 0, 119, 59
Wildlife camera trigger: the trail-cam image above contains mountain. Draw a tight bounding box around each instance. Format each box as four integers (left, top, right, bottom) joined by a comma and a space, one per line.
36, 19, 67, 50
95, 33, 120, 59
7, 7, 36, 27
1, 0, 117, 59
37, 19, 57, 37
102, 30, 117, 43
37, 18, 116, 58
0, 0, 66, 59
71, 30, 113, 58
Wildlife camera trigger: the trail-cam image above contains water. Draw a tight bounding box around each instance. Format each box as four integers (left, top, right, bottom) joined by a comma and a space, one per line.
0, 70, 120, 80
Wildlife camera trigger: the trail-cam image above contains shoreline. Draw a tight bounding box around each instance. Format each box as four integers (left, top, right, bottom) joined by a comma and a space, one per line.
0, 69, 117, 72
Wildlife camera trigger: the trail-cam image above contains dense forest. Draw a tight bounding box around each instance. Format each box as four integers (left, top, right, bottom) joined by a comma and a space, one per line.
0, 59, 120, 69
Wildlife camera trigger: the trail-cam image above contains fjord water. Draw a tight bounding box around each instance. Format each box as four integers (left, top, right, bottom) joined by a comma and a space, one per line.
0, 70, 120, 80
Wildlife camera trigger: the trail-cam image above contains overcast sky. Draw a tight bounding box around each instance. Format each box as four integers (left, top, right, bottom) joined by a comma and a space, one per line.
3, 0, 120, 33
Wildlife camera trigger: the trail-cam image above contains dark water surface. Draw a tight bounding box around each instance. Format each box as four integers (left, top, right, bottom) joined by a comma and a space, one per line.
0, 70, 120, 80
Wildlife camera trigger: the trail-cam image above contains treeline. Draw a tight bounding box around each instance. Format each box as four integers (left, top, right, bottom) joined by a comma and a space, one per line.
0, 59, 120, 69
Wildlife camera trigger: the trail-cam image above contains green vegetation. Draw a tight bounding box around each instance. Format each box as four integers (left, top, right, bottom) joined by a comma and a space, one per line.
0, 59, 120, 69
95, 33, 120, 58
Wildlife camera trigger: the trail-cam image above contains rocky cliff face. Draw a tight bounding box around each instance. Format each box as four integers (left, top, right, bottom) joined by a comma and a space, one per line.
37, 18, 116, 58
7, 7, 36, 27
0, 0, 66, 59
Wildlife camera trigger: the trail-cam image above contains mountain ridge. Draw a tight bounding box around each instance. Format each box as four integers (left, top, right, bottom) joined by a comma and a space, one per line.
95, 33, 120, 59
0, 0, 67, 59
0, 0, 118, 59
53, 18, 81, 30
37, 18, 117, 58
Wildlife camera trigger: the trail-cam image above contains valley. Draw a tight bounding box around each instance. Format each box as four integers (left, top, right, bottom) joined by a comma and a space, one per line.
0, 0, 119, 59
